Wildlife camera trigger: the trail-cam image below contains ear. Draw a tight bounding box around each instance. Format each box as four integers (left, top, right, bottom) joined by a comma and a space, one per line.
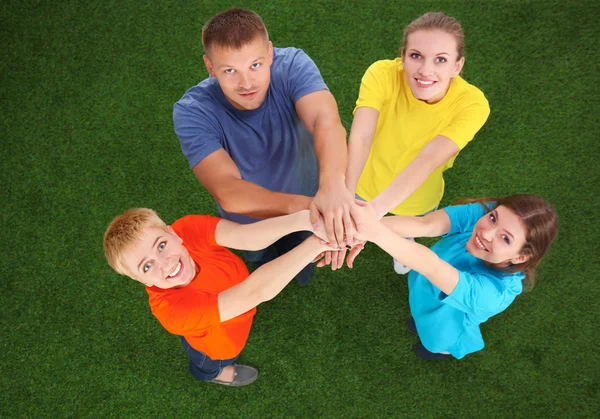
510, 253, 531, 265
203, 54, 215, 77
453, 56, 465, 76
267, 41, 274, 65
168, 226, 184, 244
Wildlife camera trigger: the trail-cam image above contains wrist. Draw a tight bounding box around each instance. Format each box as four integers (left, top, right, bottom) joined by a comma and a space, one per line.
319, 171, 345, 187
288, 195, 311, 214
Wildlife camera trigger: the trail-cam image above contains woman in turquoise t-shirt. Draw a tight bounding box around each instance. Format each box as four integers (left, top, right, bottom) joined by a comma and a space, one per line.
350, 194, 558, 360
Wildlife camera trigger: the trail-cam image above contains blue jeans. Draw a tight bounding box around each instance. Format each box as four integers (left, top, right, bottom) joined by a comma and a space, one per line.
243, 230, 314, 286
180, 336, 238, 381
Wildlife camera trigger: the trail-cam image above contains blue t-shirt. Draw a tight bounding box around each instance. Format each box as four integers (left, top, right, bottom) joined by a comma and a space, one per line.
408, 202, 524, 359
173, 47, 328, 224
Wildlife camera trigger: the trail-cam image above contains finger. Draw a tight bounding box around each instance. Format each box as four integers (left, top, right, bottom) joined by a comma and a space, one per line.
324, 214, 336, 244
354, 199, 367, 207
346, 244, 364, 269
313, 252, 325, 264
334, 248, 346, 270
325, 250, 332, 267
342, 208, 354, 245
309, 203, 320, 230
333, 213, 344, 246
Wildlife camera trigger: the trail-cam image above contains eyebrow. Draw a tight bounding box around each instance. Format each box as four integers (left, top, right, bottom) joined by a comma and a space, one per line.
217, 56, 265, 69
408, 49, 450, 56
137, 236, 163, 272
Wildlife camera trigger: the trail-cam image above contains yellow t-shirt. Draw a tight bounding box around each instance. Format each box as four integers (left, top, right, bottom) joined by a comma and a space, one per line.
355, 58, 490, 216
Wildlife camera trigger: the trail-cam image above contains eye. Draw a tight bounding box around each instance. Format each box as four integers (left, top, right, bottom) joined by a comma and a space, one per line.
489, 213, 496, 225
436, 57, 447, 63
410, 53, 421, 59
251, 62, 261, 69
158, 241, 166, 251
501, 234, 510, 244
224, 68, 235, 74
143, 262, 152, 273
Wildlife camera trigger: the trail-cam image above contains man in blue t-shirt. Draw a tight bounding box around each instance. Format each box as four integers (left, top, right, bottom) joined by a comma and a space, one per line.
173, 8, 356, 284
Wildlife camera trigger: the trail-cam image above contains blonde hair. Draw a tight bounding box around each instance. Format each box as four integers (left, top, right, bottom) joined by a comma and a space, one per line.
401, 12, 465, 59
103, 208, 167, 276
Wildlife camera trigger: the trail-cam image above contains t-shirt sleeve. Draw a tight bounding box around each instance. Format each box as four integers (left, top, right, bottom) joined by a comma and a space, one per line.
354, 60, 390, 113
173, 98, 223, 169
171, 215, 222, 249
152, 290, 221, 335
438, 271, 518, 316
439, 91, 490, 150
444, 202, 491, 235
280, 48, 329, 102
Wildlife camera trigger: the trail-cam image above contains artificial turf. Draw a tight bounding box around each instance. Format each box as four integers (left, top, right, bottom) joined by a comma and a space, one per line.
1, 0, 598, 417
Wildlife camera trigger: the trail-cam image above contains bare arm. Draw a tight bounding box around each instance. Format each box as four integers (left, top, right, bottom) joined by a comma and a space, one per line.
381, 209, 451, 238
193, 149, 311, 218
353, 201, 458, 295
217, 236, 330, 322
345, 107, 379, 195
371, 135, 460, 218
296, 90, 356, 245
215, 210, 327, 250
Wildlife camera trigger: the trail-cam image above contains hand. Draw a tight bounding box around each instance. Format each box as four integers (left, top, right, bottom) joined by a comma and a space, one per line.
345, 241, 365, 269
309, 176, 358, 246
352, 200, 385, 242
313, 249, 347, 271
311, 213, 329, 242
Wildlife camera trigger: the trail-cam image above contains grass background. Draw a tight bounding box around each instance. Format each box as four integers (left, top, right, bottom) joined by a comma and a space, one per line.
1, 0, 599, 417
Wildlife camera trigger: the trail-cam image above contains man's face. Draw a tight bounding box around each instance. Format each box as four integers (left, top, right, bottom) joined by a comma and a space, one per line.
203, 36, 273, 111
121, 227, 196, 289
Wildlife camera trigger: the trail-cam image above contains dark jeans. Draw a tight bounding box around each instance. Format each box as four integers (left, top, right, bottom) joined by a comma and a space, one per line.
243, 230, 314, 286
180, 336, 238, 381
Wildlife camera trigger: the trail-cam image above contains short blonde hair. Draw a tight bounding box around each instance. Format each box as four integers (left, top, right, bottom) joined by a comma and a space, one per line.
103, 208, 167, 276
401, 12, 465, 59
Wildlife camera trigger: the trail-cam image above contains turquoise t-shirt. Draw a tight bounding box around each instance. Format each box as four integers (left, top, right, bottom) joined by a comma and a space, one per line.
407, 202, 524, 359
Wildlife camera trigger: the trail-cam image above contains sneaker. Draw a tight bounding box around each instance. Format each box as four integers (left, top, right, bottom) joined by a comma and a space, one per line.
393, 259, 411, 275
407, 317, 418, 336
209, 364, 259, 387
414, 343, 451, 361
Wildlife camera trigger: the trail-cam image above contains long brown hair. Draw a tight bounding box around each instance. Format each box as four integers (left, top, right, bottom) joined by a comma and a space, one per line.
454, 194, 558, 290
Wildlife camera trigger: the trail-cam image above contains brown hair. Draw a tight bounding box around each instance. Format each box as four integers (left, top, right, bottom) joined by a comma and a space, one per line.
103, 208, 167, 276
401, 12, 465, 59
202, 8, 268, 55
454, 194, 559, 290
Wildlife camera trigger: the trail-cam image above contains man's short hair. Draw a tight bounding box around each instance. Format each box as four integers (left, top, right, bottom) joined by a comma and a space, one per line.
202, 8, 268, 55
103, 208, 167, 276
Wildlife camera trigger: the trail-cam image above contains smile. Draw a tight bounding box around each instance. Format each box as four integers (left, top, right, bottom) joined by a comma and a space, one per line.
239, 91, 257, 97
167, 261, 182, 278
415, 78, 436, 88
474, 235, 488, 252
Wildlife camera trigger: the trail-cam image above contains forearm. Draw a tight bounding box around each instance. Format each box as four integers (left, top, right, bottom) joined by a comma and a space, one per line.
371, 160, 434, 217
314, 123, 348, 181
217, 179, 311, 218
381, 215, 434, 238
223, 210, 313, 251
372, 226, 458, 294
345, 131, 373, 195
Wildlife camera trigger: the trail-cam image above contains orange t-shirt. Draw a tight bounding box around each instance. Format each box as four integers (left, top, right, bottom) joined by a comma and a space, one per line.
146, 215, 256, 360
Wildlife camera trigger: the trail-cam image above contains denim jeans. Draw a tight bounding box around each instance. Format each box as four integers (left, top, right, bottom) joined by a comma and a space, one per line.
243, 230, 314, 285
180, 336, 238, 381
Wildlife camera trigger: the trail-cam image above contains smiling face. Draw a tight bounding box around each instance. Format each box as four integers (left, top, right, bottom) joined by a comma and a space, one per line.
203, 36, 273, 111
402, 29, 464, 104
466, 205, 530, 266
121, 226, 196, 289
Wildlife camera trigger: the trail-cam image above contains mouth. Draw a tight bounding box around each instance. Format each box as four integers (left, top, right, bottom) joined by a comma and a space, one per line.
474, 234, 489, 252
239, 91, 258, 98
167, 260, 183, 279
415, 78, 437, 88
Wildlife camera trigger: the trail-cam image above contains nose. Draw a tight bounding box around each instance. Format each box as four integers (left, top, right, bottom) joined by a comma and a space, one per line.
238, 71, 252, 89
481, 228, 495, 242
419, 59, 434, 76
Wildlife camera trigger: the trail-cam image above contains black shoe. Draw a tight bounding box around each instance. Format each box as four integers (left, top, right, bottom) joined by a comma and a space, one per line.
407, 317, 418, 336
414, 342, 451, 360
295, 263, 314, 286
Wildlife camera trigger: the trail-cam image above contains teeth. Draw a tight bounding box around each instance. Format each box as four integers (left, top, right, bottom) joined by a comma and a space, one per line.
417, 79, 435, 85
168, 262, 181, 278
475, 236, 487, 251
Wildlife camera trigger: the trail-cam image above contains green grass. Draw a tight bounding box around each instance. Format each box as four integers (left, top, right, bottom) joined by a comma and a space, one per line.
1, 0, 599, 417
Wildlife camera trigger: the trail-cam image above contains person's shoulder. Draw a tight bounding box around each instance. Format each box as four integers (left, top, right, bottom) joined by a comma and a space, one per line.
175, 77, 220, 110
451, 75, 489, 107
366, 58, 400, 74
272, 46, 315, 70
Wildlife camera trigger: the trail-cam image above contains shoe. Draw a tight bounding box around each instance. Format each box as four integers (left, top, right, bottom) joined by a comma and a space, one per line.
407, 317, 418, 336
295, 262, 314, 286
414, 343, 451, 361
209, 364, 259, 387
393, 259, 411, 275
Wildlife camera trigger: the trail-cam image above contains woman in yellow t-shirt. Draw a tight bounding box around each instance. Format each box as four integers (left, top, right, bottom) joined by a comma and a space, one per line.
344, 12, 490, 273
